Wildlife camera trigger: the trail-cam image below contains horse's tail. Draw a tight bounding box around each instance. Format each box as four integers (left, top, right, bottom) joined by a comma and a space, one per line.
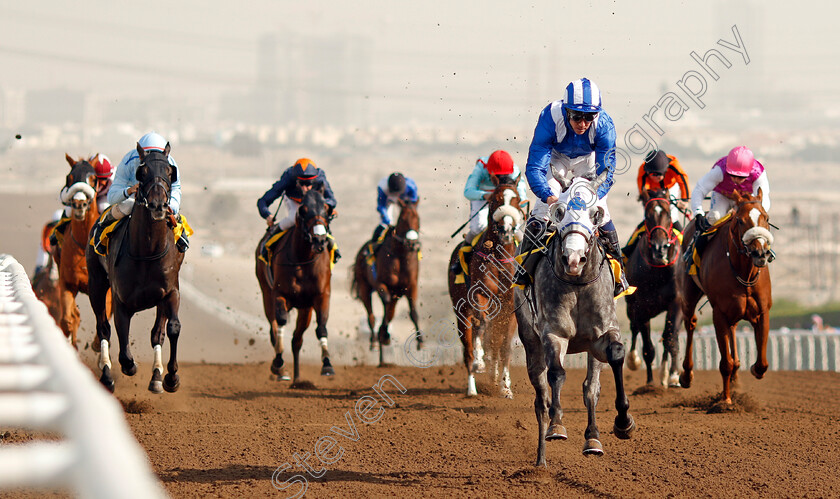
349, 263, 361, 300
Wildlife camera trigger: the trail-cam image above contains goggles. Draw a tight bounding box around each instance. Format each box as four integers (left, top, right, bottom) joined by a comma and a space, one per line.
567, 110, 598, 123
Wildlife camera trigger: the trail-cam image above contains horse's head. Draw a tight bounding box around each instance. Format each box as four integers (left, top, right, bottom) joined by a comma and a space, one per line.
641, 188, 678, 265
394, 199, 421, 252
296, 189, 330, 253
731, 189, 774, 267
63, 154, 97, 221
548, 176, 605, 276
135, 143, 175, 221
488, 174, 524, 245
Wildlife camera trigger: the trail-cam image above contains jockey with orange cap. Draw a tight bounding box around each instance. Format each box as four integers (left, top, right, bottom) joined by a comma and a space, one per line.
90, 132, 188, 253
462, 150, 528, 242
258, 158, 340, 261
684, 146, 771, 262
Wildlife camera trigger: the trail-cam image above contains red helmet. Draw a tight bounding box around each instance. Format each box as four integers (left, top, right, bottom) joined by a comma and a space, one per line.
725, 146, 754, 177
91, 154, 114, 178
485, 150, 514, 175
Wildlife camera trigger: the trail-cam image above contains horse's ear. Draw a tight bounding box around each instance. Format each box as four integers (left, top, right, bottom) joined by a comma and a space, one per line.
65, 153, 75, 168
640, 189, 650, 205
589, 206, 605, 226
490, 174, 500, 187
756, 187, 763, 202
136, 143, 145, 161
164, 142, 171, 158
513, 172, 521, 185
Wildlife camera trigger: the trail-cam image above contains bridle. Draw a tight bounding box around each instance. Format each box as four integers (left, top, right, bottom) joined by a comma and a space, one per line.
726, 198, 773, 287
642, 197, 679, 267
548, 218, 605, 286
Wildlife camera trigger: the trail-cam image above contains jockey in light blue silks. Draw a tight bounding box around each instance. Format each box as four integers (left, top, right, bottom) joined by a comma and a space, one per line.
90, 132, 188, 254
370, 172, 419, 243
516, 77, 628, 295
463, 150, 529, 243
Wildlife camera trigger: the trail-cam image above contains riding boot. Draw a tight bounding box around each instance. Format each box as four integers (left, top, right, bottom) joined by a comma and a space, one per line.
600, 227, 629, 297
620, 220, 646, 261
370, 223, 388, 254
91, 209, 118, 255
176, 231, 190, 252
683, 214, 710, 265
514, 218, 548, 286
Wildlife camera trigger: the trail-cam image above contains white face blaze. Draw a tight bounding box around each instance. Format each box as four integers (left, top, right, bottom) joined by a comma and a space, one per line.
563, 232, 588, 275
405, 230, 419, 241
653, 205, 663, 217
502, 189, 517, 208
749, 208, 761, 226
312, 224, 327, 236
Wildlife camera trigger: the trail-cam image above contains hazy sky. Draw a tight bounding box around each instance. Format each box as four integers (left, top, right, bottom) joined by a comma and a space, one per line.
1, 0, 839, 129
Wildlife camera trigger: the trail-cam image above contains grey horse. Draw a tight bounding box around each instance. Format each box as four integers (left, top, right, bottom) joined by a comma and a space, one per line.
514, 173, 635, 465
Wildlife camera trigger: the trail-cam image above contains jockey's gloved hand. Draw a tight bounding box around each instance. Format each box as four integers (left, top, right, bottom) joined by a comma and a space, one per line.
695, 213, 710, 232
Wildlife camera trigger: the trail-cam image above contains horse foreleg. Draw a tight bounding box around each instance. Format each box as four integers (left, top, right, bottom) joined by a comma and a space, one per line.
581, 353, 605, 456
162, 289, 181, 393
514, 293, 549, 466
637, 320, 655, 385
729, 328, 741, 386
625, 315, 641, 371
456, 305, 477, 397
543, 333, 568, 442
680, 290, 702, 389
498, 318, 516, 399
313, 294, 334, 377
291, 308, 312, 383
603, 336, 635, 443
749, 313, 770, 380
375, 285, 393, 348
57, 283, 79, 348
86, 252, 113, 391
712, 310, 736, 404
357, 282, 376, 351
407, 286, 422, 349
113, 304, 137, 378
661, 303, 683, 387
270, 295, 290, 379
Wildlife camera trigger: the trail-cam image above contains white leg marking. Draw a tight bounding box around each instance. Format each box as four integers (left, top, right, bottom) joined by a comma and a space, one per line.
99, 340, 111, 370
467, 374, 477, 397
153, 344, 163, 373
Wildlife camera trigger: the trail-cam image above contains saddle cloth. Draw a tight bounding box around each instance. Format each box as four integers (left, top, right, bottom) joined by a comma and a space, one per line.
258, 228, 337, 270
90, 206, 194, 257
453, 230, 486, 285
688, 212, 732, 276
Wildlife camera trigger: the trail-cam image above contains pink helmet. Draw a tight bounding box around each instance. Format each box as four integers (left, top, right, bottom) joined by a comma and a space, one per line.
725, 146, 754, 177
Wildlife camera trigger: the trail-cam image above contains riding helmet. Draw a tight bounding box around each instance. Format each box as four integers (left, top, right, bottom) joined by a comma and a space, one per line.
387, 172, 406, 193
138, 132, 168, 151
292, 158, 319, 182
562, 78, 602, 113
725, 146, 754, 177
643, 150, 670, 175
485, 150, 514, 175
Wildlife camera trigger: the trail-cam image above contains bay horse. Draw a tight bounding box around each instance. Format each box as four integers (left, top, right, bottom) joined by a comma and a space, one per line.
86, 144, 184, 394
32, 219, 61, 324
351, 199, 421, 367
514, 173, 634, 464
56, 155, 107, 348
624, 188, 682, 387
446, 175, 523, 397
256, 188, 335, 382
677, 189, 774, 404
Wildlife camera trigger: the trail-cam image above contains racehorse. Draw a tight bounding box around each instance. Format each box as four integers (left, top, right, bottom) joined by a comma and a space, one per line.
624, 188, 682, 387
86, 144, 184, 394
447, 176, 523, 397
56, 155, 107, 347
32, 219, 61, 324
256, 188, 335, 382
351, 199, 421, 367
677, 189, 774, 404
514, 172, 635, 464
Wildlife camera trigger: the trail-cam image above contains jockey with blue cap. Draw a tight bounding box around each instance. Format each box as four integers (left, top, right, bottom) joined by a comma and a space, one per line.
370, 172, 419, 243
257, 157, 340, 262
517, 77, 628, 295
90, 132, 188, 253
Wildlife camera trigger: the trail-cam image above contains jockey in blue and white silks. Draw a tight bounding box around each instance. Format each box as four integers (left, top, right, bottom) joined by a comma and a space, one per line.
371, 172, 419, 242
92, 132, 189, 253
517, 77, 627, 295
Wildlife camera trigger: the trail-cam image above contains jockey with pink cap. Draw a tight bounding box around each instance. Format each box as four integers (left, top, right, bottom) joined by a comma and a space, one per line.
690, 146, 771, 226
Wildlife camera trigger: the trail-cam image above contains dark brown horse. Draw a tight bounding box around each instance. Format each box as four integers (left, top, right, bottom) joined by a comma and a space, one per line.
624, 189, 682, 387
447, 175, 524, 397
86, 144, 184, 394
677, 189, 774, 404
256, 188, 335, 382
352, 200, 421, 366
56, 155, 110, 348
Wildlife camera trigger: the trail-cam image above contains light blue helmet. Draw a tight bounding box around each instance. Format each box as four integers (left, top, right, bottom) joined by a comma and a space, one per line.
562, 78, 602, 113
138, 132, 167, 152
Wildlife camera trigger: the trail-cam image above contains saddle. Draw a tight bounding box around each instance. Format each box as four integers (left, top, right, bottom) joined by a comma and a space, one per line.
453, 230, 486, 285
49, 216, 71, 249
365, 226, 394, 266
90, 207, 194, 257
687, 212, 732, 276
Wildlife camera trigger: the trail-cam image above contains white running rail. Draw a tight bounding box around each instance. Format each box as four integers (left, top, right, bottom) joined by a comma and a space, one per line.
0, 255, 166, 498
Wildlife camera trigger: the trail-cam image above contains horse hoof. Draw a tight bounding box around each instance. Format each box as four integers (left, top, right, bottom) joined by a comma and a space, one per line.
668, 373, 681, 388
613, 415, 636, 440
473, 360, 486, 374
163, 373, 180, 393
121, 362, 138, 377
380, 333, 391, 346
270, 356, 284, 376
679, 371, 693, 389
100, 366, 115, 393
626, 350, 641, 371
750, 364, 765, 379
321, 360, 335, 376
582, 439, 604, 456
148, 369, 163, 394
500, 388, 513, 399
545, 424, 567, 441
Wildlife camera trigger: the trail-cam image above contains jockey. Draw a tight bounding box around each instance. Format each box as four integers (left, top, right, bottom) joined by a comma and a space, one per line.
90, 132, 188, 254
34, 208, 64, 277
371, 172, 419, 243
684, 146, 771, 262
517, 77, 628, 295
89, 153, 115, 213
621, 149, 690, 258
463, 150, 528, 242
257, 157, 340, 262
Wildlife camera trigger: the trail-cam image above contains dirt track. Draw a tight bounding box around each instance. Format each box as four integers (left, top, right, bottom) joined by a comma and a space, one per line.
105, 361, 840, 498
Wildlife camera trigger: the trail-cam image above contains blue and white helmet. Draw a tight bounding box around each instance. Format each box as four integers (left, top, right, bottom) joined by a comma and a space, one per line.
137, 132, 167, 152
562, 78, 602, 113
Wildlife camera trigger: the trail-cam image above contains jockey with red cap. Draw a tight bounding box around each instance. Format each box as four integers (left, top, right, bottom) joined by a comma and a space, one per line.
257, 157, 340, 262
90, 132, 189, 253
90, 153, 114, 212
462, 150, 528, 242
684, 146, 771, 262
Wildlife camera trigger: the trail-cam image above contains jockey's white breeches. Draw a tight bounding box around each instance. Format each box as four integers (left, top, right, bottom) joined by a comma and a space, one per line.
530, 151, 611, 226
278, 199, 301, 231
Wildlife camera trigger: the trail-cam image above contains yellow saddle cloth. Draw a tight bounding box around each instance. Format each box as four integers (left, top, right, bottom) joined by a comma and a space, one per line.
453, 230, 486, 285
622, 224, 684, 265
688, 212, 732, 276
90, 207, 194, 257
365, 228, 423, 269
258, 228, 337, 270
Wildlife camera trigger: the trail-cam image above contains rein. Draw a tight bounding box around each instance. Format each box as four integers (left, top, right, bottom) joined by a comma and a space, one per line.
642, 197, 679, 268
547, 232, 606, 286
